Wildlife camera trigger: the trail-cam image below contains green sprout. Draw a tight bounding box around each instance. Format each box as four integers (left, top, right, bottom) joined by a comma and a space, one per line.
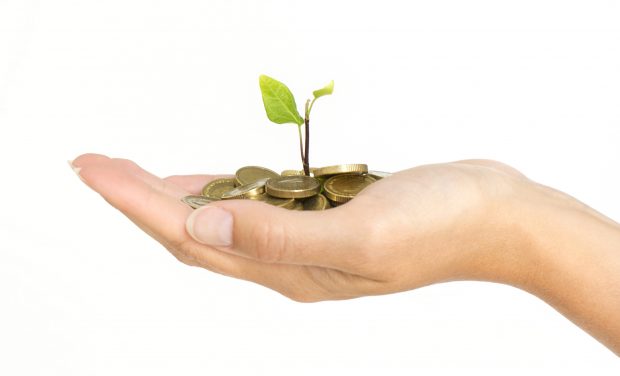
259, 74, 334, 176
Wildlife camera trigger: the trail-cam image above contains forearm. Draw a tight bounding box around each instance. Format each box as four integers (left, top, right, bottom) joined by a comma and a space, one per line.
518, 188, 620, 355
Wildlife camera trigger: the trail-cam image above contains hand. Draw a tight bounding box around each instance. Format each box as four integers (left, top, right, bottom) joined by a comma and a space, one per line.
70, 154, 523, 299
72, 153, 620, 354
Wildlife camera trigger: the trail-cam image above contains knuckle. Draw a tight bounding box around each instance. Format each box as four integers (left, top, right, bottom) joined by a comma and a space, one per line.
330, 204, 395, 275
349, 221, 393, 273
328, 205, 379, 265
174, 253, 199, 267
165, 240, 233, 275
351, 218, 382, 261
249, 221, 289, 263
164, 238, 198, 263
163, 236, 187, 254
165, 244, 198, 267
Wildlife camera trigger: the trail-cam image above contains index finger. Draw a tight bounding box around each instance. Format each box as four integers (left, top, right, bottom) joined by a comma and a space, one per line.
164, 174, 234, 196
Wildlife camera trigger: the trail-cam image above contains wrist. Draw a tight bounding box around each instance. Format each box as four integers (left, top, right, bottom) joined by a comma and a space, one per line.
503, 183, 620, 353
455, 180, 618, 290
519, 186, 620, 294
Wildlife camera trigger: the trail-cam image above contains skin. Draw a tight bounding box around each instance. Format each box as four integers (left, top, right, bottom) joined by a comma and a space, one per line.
71, 153, 620, 356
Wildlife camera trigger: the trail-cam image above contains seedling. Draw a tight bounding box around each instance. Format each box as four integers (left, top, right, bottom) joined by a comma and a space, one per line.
259, 75, 334, 176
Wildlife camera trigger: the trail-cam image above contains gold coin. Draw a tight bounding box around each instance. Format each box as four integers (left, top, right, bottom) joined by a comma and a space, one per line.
293, 200, 304, 210
251, 193, 297, 209
265, 175, 321, 199
181, 195, 219, 209
235, 166, 279, 186
323, 174, 376, 204
312, 164, 368, 178
281, 169, 305, 176
302, 194, 331, 210
201, 178, 236, 198
221, 178, 269, 199
367, 170, 392, 180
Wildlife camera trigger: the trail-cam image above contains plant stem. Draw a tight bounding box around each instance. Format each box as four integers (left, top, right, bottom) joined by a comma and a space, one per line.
303, 99, 311, 176
304, 116, 310, 176
297, 125, 305, 172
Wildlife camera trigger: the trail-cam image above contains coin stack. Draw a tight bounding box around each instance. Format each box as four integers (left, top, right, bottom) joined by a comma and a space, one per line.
181, 164, 391, 211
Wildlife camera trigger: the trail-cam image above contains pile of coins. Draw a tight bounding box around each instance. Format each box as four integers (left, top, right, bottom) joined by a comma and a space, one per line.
181, 164, 391, 211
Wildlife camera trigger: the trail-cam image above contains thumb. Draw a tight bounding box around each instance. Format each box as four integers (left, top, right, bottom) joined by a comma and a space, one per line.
185, 199, 364, 268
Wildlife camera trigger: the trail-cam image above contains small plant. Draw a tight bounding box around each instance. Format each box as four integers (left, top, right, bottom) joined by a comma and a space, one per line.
259, 75, 334, 176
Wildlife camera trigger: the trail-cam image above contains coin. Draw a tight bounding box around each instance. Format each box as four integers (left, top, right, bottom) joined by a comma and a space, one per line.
181, 195, 219, 209
201, 178, 237, 198
196, 163, 385, 211
323, 174, 376, 204
221, 178, 269, 199
281, 169, 305, 176
312, 164, 368, 178
266, 175, 321, 199
302, 193, 331, 210
367, 170, 392, 180
235, 166, 279, 186
251, 193, 297, 209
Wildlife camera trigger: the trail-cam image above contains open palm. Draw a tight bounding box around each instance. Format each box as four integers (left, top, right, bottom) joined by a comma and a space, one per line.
73, 153, 529, 302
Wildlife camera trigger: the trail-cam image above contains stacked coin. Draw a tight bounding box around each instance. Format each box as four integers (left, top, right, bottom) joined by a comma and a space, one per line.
181, 164, 392, 211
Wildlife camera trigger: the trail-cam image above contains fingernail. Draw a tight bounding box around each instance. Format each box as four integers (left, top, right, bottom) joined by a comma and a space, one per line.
68, 160, 81, 175
186, 206, 233, 247
68, 160, 86, 182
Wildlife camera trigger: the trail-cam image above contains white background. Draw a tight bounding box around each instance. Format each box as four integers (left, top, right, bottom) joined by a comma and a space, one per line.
1, 0, 619, 374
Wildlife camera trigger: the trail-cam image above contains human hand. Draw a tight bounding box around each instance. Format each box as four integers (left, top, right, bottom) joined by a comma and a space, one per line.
70, 154, 533, 300
72, 153, 620, 354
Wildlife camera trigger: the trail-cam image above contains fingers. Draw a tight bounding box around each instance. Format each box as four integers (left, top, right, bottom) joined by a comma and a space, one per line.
72, 157, 275, 275
164, 174, 234, 196
73, 154, 196, 245
74, 155, 368, 273
73, 153, 188, 199
71, 154, 372, 300
71, 154, 386, 301
185, 198, 372, 271
72, 155, 239, 271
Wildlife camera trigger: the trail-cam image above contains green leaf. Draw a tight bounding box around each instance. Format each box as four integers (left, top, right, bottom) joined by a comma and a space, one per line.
312, 80, 334, 99
259, 75, 304, 125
